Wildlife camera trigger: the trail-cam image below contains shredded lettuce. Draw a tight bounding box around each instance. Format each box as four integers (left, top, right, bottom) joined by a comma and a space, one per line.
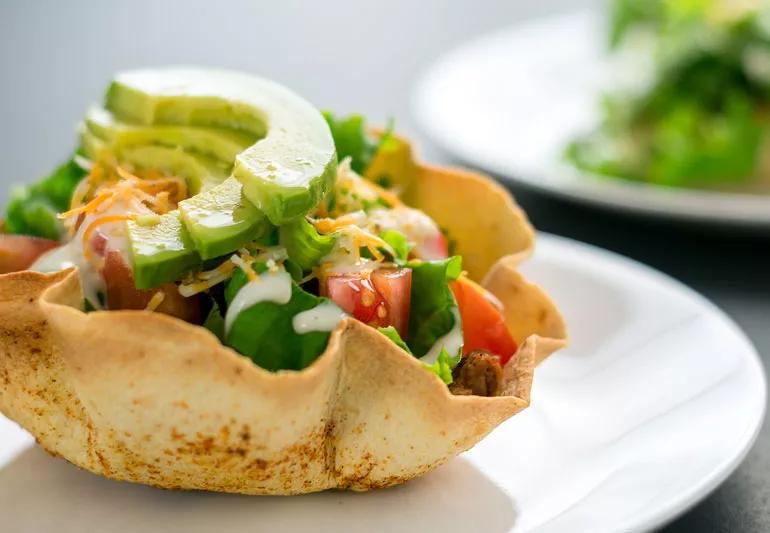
423, 346, 462, 385
406, 256, 463, 357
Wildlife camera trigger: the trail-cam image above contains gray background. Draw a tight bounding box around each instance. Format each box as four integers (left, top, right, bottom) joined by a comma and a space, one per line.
1, 0, 767, 531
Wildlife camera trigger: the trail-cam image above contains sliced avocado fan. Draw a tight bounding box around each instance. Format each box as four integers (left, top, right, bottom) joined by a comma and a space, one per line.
82, 68, 337, 288
106, 68, 337, 224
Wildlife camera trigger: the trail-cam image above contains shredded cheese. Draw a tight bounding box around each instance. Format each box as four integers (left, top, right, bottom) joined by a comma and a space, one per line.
367, 180, 402, 208
176, 245, 285, 298
230, 254, 259, 282
311, 213, 361, 234
81, 214, 136, 258
58, 189, 115, 220
145, 291, 166, 311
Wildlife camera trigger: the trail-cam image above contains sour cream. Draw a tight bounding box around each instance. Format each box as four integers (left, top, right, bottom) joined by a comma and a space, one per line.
421, 307, 464, 364
292, 301, 347, 334
224, 270, 293, 335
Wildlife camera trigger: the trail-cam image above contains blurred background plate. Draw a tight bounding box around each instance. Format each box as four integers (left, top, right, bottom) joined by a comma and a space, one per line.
413, 10, 770, 228
0, 234, 764, 533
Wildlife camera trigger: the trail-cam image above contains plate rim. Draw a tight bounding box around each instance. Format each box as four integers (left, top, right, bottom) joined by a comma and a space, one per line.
533, 233, 767, 532
0, 234, 765, 533
412, 10, 770, 228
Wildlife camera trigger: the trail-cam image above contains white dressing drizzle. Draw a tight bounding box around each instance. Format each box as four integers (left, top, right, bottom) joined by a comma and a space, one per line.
292, 301, 347, 334
366, 206, 445, 260
29, 196, 148, 310
224, 270, 293, 335
421, 307, 464, 364
30, 237, 106, 309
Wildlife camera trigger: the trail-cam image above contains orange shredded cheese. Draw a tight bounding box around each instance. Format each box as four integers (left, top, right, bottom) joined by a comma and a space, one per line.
367, 180, 402, 208
81, 214, 136, 258
58, 189, 115, 220
230, 254, 259, 282
312, 214, 360, 234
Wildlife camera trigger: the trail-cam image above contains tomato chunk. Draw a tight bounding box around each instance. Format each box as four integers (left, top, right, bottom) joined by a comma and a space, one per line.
322, 268, 412, 337
102, 251, 200, 323
0, 234, 60, 274
450, 276, 517, 365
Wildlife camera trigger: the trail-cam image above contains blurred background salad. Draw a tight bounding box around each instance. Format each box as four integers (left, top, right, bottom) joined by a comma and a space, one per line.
566, 0, 770, 191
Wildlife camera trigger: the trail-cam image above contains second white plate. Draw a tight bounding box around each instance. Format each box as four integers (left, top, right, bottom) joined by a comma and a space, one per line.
0, 234, 765, 532
413, 11, 770, 227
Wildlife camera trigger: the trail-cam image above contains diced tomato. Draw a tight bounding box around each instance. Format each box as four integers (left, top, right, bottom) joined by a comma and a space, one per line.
322, 268, 412, 337
101, 251, 200, 323
0, 234, 60, 274
450, 276, 517, 365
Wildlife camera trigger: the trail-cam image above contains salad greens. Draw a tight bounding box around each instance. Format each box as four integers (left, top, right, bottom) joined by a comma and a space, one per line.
379, 229, 412, 264
378, 326, 412, 354
280, 217, 335, 272
379, 326, 461, 385
406, 256, 463, 357
224, 265, 332, 371
567, 0, 770, 187
1, 67, 496, 387
203, 301, 226, 341
423, 346, 462, 385
5, 158, 85, 239
323, 112, 394, 174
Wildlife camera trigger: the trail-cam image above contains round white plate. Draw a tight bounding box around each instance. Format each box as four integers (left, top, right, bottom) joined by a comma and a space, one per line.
413, 11, 770, 227
0, 234, 765, 532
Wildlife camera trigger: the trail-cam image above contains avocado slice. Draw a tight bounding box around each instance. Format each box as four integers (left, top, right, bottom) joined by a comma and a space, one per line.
85, 107, 256, 165
105, 68, 337, 225
178, 177, 269, 260
127, 210, 200, 289
81, 116, 258, 282
81, 122, 229, 194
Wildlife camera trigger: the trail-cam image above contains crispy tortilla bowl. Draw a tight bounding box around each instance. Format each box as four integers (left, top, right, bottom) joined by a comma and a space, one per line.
0, 136, 566, 495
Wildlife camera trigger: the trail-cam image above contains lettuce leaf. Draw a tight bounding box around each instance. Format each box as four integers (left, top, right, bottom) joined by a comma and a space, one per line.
406, 256, 462, 357
380, 326, 460, 385
323, 112, 393, 174
203, 301, 225, 342
279, 217, 335, 271
4, 158, 86, 239
378, 326, 412, 354
423, 346, 462, 385
379, 229, 411, 265
224, 266, 331, 371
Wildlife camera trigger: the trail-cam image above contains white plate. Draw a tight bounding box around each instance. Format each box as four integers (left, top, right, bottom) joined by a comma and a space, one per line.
0, 234, 765, 532
413, 11, 770, 227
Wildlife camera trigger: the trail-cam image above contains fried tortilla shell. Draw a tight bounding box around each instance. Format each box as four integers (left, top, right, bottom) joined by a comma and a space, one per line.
0, 139, 566, 494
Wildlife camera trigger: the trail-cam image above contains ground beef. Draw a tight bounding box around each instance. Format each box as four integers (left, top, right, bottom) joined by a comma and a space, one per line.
449, 350, 504, 397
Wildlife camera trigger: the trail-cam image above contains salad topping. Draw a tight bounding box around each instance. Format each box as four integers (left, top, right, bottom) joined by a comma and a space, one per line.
2, 69, 522, 393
